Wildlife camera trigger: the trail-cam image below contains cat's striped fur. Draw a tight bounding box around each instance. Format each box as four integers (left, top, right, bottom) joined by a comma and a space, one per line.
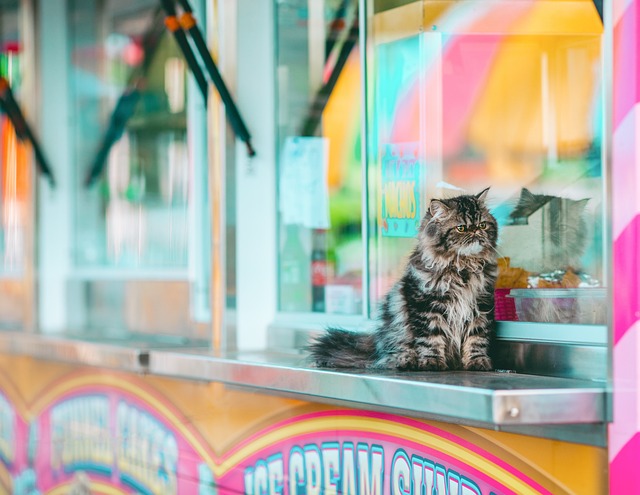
308, 188, 498, 371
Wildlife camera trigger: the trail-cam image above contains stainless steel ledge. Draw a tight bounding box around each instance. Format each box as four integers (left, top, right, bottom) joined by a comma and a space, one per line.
0, 331, 148, 372
269, 325, 609, 382
148, 348, 607, 431
494, 340, 607, 381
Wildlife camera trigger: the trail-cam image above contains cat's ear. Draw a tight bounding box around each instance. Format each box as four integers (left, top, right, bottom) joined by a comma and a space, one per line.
520, 188, 536, 201
476, 187, 490, 202
429, 199, 449, 219
573, 198, 590, 211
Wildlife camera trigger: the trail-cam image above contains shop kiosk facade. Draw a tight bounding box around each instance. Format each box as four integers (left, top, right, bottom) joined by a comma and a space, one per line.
0, 0, 635, 493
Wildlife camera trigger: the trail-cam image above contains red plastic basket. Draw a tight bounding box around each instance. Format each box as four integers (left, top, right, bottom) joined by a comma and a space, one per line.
494, 288, 518, 321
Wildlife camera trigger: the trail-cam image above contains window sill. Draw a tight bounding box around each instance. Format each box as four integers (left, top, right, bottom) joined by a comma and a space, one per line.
0, 331, 608, 446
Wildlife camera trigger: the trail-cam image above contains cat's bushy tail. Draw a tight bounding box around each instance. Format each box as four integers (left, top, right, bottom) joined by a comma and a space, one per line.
307, 328, 376, 368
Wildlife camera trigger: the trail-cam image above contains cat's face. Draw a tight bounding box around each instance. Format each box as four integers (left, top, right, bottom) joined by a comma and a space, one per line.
422, 189, 498, 256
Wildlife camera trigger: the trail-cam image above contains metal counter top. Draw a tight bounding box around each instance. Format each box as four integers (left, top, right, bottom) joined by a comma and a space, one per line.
0, 331, 608, 444
0, 331, 148, 372
147, 348, 607, 431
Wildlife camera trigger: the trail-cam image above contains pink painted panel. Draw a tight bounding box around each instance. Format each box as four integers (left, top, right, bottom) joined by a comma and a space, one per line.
611, 0, 640, 493
610, 432, 640, 494
610, 322, 640, 459
612, 107, 640, 239
613, 1, 640, 127
613, 215, 640, 344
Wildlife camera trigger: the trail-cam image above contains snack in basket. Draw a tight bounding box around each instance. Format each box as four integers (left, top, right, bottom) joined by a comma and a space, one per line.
496, 257, 529, 289
536, 269, 582, 288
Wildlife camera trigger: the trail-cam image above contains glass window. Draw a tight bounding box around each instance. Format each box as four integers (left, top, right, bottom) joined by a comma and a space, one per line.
274, 0, 606, 339
36, 0, 213, 341
70, 0, 190, 270
367, 0, 606, 328
276, 0, 363, 317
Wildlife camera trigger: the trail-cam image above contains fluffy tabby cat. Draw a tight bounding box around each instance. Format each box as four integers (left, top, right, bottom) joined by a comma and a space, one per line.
309, 188, 498, 371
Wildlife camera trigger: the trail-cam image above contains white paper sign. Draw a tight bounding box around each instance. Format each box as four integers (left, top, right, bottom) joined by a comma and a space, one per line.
325, 284, 356, 314
279, 136, 330, 229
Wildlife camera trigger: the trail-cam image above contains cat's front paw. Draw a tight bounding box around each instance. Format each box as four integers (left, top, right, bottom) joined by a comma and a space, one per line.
415, 345, 448, 371
416, 355, 448, 371
374, 350, 417, 370
464, 356, 492, 371
393, 351, 419, 370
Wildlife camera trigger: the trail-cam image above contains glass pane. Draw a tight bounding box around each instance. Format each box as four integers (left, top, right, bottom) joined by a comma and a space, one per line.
0, 0, 30, 329
368, 0, 606, 325
276, 0, 363, 315
70, 0, 188, 269
63, 0, 211, 339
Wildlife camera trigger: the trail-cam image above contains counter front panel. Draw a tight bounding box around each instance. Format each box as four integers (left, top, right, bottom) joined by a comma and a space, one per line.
0, 354, 607, 494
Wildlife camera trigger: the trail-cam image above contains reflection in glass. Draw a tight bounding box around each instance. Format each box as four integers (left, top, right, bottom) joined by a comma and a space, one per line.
368, 0, 605, 324
0, 0, 30, 330
0, 0, 26, 276
70, 0, 190, 269
64, 0, 210, 339
276, 0, 363, 315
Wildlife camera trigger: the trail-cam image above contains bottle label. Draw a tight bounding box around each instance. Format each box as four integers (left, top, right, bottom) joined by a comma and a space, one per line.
312, 260, 327, 286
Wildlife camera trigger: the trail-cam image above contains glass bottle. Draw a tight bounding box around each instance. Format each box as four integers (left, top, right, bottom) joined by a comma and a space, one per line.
280, 224, 310, 312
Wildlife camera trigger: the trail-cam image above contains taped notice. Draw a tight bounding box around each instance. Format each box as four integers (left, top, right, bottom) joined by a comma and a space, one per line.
279, 136, 330, 229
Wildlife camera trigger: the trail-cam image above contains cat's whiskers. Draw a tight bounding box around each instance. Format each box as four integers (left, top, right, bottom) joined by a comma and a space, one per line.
487, 244, 507, 260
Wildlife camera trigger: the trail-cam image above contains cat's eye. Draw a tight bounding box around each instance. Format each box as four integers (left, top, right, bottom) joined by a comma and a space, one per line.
456, 225, 466, 233
479, 222, 487, 230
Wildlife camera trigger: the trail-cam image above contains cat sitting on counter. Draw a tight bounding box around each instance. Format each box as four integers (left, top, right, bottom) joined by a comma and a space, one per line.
308, 188, 498, 371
